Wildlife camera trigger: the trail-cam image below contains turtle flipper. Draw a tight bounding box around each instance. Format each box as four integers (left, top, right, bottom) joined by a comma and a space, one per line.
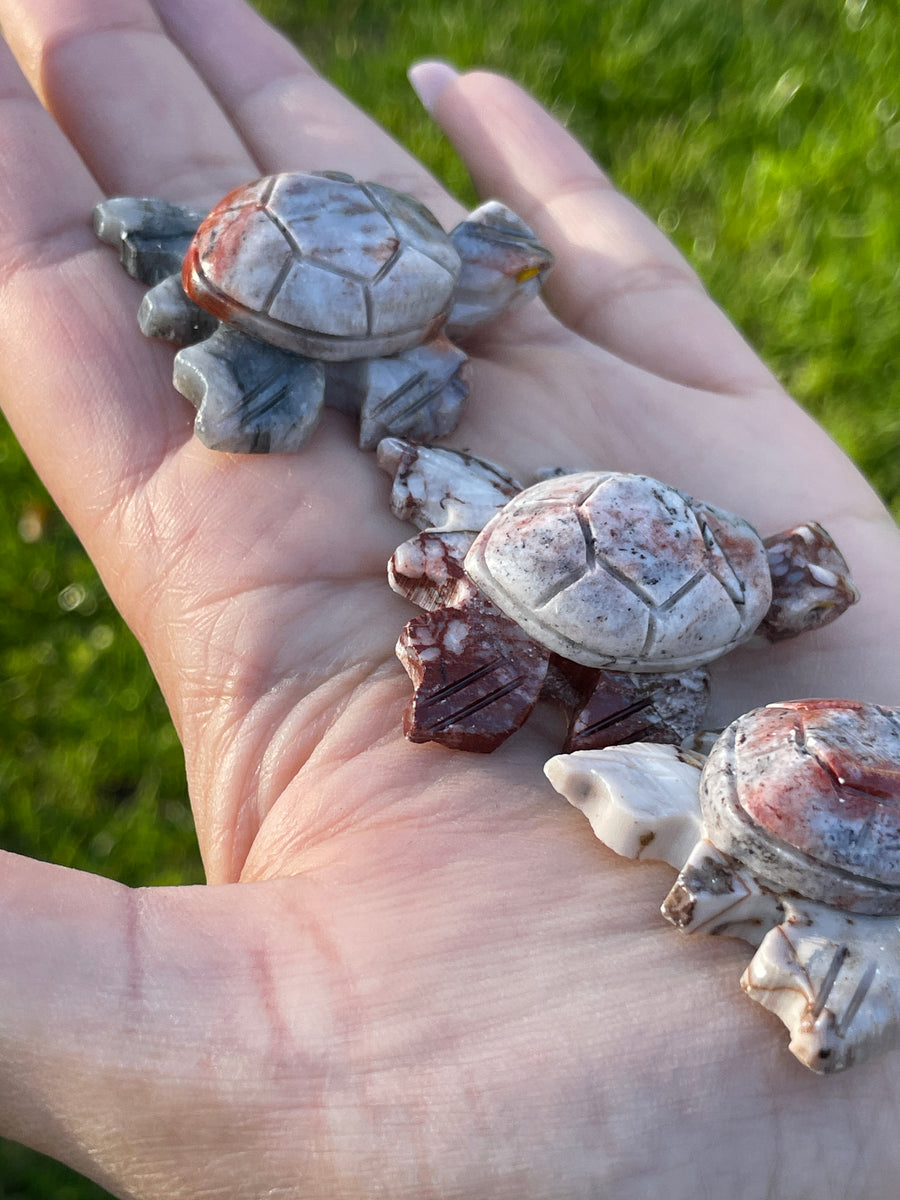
544, 742, 706, 869
325, 337, 470, 450
743, 899, 900, 1074
759, 522, 859, 640
92, 196, 206, 286
397, 595, 550, 752
173, 327, 325, 453
447, 201, 553, 334
139, 275, 218, 345
388, 531, 479, 611
544, 658, 710, 752
377, 438, 521, 533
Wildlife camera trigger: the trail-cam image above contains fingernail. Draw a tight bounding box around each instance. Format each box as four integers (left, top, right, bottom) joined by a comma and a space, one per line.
408, 60, 460, 115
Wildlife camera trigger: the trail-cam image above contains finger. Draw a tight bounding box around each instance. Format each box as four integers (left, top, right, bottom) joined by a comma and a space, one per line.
149, 0, 462, 225
0, 33, 191, 524
416, 64, 779, 396
0, 0, 256, 205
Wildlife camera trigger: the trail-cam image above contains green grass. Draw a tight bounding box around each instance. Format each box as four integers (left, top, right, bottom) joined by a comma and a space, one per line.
1, 0, 898, 1193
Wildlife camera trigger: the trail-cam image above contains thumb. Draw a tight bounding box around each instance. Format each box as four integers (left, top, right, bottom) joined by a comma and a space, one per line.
0, 851, 330, 1197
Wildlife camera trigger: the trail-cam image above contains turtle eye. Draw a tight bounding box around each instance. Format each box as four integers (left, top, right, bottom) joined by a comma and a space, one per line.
517, 265, 542, 283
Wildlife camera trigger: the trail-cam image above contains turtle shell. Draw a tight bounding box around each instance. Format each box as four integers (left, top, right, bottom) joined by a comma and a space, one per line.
182, 172, 460, 361
463, 471, 772, 672
700, 699, 900, 915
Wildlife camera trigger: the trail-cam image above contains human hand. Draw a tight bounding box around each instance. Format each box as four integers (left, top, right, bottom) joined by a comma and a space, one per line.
1, 2, 899, 1197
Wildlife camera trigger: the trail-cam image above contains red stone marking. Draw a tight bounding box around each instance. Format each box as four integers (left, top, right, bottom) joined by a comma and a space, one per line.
759, 523, 859, 641
389, 531, 477, 612
183, 200, 269, 322
397, 596, 550, 752
735, 700, 900, 881
544, 657, 709, 751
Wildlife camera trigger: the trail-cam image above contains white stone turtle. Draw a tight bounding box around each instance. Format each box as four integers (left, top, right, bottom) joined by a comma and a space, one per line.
379, 440, 858, 753
93, 171, 552, 452
545, 698, 900, 1074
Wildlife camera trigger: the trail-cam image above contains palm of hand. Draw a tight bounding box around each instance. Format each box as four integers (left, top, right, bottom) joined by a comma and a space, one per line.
1, 2, 900, 1198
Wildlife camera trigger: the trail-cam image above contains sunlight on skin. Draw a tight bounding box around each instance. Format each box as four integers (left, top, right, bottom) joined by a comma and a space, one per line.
0, 1, 898, 1197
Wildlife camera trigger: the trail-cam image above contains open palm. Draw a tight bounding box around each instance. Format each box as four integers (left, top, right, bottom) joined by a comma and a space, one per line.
1, 1, 899, 1197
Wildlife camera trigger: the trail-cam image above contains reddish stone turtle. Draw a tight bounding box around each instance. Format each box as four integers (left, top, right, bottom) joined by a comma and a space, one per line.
379, 440, 859, 753
545, 699, 900, 1073
93, 172, 552, 452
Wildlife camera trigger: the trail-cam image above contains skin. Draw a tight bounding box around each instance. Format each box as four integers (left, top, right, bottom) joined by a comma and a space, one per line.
0, 1, 899, 1196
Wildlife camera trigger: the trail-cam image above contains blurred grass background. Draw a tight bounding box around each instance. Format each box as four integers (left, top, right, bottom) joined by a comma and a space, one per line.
0, 0, 897, 1194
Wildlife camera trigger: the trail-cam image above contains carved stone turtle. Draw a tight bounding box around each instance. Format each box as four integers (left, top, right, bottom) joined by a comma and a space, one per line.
93, 172, 553, 453
379, 440, 859, 753
545, 698, 900, 1074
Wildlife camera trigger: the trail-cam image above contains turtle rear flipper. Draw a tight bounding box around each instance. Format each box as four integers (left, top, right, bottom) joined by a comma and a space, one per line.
92, 197, 206, 286
325, 338, 471, 450
544, 658, 710, 752
744, 899, 900, 1074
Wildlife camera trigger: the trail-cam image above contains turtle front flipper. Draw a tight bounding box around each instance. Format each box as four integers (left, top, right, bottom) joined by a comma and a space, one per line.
759, 521, 859, 640
447, 201, 554, 334
139, 276, 218, 346
377, 438, 522, 533
397, 595, 550, 753
174, 327, 325, 453
544, 742, 706, 869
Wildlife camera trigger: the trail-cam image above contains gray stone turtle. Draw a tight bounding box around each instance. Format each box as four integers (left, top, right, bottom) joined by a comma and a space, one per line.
379, 440, 859, 753
94, 172, 552, 453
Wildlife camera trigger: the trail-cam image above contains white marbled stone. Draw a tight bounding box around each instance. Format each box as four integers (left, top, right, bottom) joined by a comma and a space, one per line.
544, 742, 705, 868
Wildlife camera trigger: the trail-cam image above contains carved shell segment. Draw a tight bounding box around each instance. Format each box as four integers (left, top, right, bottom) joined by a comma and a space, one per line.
183, 173, 460, 360
464, 471, 772, 672
701, 699, 900, 914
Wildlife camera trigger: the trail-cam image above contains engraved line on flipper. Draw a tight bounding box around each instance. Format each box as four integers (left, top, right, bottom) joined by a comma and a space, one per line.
367, 372, 440, 423
810, 943, 849, 1020
374, 386, 450, 430
238, 380, 295, 423
421, 656, 508, 706
428, 676, 531, 732
576, 694, 655, 741
834, 960, 878, 1038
